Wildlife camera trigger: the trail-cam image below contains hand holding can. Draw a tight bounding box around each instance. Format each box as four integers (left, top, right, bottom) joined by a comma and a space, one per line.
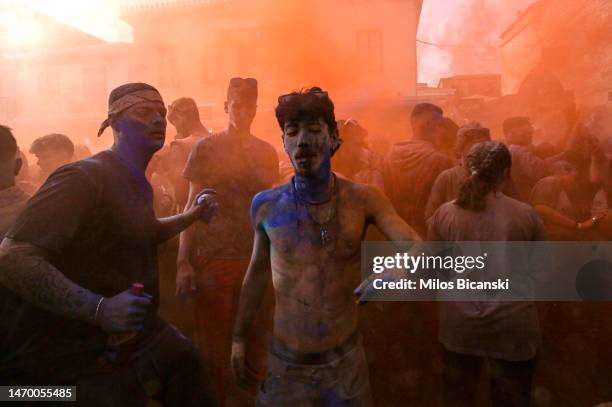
195, 188, 219, 223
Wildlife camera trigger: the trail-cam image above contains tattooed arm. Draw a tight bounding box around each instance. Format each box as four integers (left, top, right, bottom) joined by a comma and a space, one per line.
0, 238, 152, 332
0, 238, 101, 322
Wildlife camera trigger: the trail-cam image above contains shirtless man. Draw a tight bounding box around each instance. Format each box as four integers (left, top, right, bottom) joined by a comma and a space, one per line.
231, 87, 420, 406
159, 97, 210, 211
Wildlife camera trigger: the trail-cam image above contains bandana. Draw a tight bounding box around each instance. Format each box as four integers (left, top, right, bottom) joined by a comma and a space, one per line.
97, 89, 164, 137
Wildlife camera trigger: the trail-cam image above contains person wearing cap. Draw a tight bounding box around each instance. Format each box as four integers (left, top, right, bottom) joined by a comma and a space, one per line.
231, 87, 421, 406
0, 125, 30, 238
0, 83, 218, 406
177, 77, 278, 405
332, 119, 385, 191
29, 132, 75, 187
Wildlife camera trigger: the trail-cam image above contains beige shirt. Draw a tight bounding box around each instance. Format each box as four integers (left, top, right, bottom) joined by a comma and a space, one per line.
428, 193, 547, 361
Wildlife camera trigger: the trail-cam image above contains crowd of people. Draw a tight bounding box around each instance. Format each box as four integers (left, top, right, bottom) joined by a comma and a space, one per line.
0, 77, 611, 407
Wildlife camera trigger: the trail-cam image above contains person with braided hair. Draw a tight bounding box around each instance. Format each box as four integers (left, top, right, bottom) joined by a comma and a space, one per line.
428, 141, 547, 407
425, 122, 521, 222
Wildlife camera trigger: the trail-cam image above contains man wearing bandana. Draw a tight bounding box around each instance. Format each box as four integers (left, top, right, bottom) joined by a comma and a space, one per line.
178, 77, 279, 405
0, 83, 218, 406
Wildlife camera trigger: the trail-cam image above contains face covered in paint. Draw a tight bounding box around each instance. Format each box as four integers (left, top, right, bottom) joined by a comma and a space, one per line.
114, 100, 167, 154
283, 117, 337, 177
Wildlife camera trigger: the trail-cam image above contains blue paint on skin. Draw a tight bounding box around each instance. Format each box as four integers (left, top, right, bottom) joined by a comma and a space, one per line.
293, 155, 332, 202
251, 182, 307, 230
111, 110, 166, 202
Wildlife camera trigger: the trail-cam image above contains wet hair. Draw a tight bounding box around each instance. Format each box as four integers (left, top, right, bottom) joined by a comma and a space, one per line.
30, 133, 74, 157
275, 87, 340, 155
169, 97, 200, 122
455, 141, 512, 211
0, 125, 17, 160
456, 122, 491, 152
411, 103, 443, 120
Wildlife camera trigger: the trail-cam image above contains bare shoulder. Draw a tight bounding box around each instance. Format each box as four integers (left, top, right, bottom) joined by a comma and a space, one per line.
336, 175, 386, 204
251, 182, 293, 223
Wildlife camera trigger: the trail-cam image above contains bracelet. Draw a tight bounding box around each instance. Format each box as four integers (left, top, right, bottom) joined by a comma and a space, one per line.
93, 297, 104, 325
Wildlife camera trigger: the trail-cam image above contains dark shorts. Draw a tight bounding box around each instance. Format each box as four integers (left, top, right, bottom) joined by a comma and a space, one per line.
256, 335, 372, 407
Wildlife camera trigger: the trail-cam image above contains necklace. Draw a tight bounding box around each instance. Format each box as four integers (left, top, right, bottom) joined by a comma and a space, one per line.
292, 174, 338, 248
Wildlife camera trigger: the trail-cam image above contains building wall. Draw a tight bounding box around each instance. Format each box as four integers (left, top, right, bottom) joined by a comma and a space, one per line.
123, 0, 420, 144
0, 44, 131, 151
500, 20, 541, 95
501, 0, 612, 107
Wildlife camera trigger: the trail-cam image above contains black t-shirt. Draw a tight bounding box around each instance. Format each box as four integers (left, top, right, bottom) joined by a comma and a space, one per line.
1, 150, 159, 370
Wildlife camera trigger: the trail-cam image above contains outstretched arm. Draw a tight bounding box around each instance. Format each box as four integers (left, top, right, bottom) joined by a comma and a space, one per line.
156, 187, 217, 243
365, 185, 422, 242
355, 186, 423, 304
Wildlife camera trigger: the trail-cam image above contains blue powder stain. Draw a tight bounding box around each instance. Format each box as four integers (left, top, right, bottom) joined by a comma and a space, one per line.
252, 185, 307, 230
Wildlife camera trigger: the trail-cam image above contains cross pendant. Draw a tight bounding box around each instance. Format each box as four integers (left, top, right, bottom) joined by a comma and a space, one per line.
320, 226, 329, 246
